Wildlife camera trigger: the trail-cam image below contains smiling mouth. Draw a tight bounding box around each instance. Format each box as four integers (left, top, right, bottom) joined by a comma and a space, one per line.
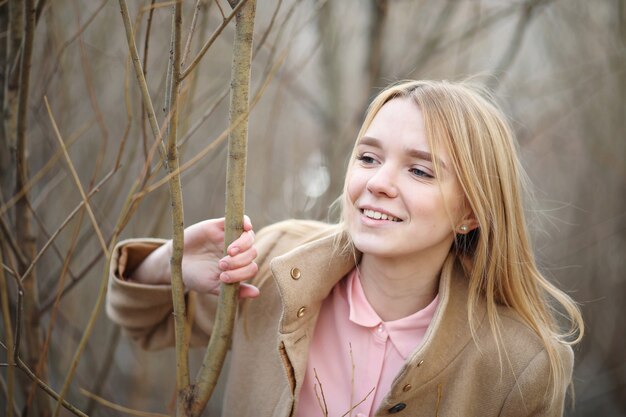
361, 209, 401, 222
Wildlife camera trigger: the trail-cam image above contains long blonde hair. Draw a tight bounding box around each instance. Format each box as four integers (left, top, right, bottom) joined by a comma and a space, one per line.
341, 80, 583, 402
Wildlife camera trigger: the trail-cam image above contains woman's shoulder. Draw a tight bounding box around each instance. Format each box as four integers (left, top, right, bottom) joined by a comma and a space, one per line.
489, 307, 575, 415
254, 219, 341, 267
256, 219, 339, 248
257, 219, 337, 238
486, 305, 574, 377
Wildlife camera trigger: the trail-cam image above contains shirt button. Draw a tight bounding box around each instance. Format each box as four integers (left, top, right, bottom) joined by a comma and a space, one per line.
297, 306, 306, 318
290, 267, 301, 280
388, 403, 406, 413
402, 383, 412, 392
377, 324, 384, 333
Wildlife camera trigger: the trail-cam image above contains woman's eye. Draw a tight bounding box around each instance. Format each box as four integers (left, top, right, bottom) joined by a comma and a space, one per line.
410, 167, 434, 179
357, 154, 376, 164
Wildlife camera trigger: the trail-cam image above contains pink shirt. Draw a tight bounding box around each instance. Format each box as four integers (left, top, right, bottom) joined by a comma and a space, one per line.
295, 268, 439, 417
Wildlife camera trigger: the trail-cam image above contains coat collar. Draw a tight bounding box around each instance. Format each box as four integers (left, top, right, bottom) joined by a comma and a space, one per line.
270, 230, 356, 335
269, 229, 486, 402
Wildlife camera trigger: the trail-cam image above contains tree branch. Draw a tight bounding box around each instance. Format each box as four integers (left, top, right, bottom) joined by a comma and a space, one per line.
191, 1, 256, 414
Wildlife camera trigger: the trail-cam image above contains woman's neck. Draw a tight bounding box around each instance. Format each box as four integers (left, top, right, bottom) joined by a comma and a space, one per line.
357, 252, 444, 322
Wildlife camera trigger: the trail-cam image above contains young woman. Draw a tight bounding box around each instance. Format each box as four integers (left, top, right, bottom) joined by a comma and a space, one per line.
107, 80, 583, 416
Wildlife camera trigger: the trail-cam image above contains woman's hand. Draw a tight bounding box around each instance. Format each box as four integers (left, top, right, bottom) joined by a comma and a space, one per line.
130, 216, 259, 299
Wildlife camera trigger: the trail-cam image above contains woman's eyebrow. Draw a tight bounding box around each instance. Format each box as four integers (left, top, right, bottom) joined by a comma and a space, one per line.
405, 148, 447, 170
358, 136, 447, 170
357, 136, 383, 148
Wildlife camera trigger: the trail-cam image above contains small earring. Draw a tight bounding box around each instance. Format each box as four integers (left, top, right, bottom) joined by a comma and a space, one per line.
459, 225, 469, 232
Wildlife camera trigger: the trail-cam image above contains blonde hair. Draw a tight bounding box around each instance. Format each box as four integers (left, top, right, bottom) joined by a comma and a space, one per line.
341, 80, 583, 403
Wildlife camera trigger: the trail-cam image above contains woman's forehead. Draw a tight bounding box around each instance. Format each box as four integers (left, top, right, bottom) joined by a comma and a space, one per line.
359, 98, 451, 167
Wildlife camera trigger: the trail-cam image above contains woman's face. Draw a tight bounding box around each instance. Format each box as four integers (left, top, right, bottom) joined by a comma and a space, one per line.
345, 97, 470, 264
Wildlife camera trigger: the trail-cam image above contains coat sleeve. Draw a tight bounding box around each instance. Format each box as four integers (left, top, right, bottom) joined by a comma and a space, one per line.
499, 344, 574, 417
105, 225, 288, 351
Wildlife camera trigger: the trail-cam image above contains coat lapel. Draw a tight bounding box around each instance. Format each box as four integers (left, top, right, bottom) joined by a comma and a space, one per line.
270, 231, 355, 402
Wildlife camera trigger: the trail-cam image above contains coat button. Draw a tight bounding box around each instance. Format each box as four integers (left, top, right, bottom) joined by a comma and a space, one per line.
402, 384, 412, 392
290, 267, 301, 280
388, 403, 406, 413
297, 307, 306, 318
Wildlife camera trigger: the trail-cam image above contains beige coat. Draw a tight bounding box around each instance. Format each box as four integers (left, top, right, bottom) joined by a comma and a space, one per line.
106, 220, 573, 417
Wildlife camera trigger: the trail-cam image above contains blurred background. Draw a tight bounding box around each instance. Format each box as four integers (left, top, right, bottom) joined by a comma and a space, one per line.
0, 0, 624, 416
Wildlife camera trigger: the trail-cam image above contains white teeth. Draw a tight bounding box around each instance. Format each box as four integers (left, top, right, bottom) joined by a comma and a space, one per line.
363, 209, 400, 222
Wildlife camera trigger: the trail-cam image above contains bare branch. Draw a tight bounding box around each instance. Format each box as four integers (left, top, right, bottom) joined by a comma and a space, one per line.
0, 119, 94, 217
17, 193, 97, 287
181, 0, 203, 66
163, 3, 193, 414
11, 353, 88, 417
134, 47, 286, 201
191, 0, 256, 413
118, 0, 166, 158
179, 0, 250, 81
0, 244, 16, 417
313, 368, 328, 417
43, 97, 109, 260
80, 388, 170, 417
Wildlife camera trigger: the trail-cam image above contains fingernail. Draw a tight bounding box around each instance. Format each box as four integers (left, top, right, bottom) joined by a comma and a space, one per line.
229, 246, 240, 256
220, 272, 230, 282
218, 260, 228, 270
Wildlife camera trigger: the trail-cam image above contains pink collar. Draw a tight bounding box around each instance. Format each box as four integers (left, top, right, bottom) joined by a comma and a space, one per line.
347, 268, 439, 359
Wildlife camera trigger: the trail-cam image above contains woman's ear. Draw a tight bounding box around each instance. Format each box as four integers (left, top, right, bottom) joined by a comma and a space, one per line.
456, 211, 479, 235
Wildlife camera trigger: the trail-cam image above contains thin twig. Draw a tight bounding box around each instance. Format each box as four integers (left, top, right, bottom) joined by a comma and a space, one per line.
50, 246, 114, 417
0, 343, 88, 417
118, 0, 166, 158
349, 342, 355, 417
0, 212, 28, 269
0, 118, 94, 217
0, 373, 20, 417
214, 0, 226, 19
179, 87, 229, 147
135, 48, 287, 202
45, 98, 112, 417
181, 0, 202, 66
85, 326, 121, 415
15, 1, 50, 414
41, 0, 107, 93
141, 0, 177, 11
43, 96, 109, 259
179, 0, 250, 81
1, 264, 19, 280
38, 247, 102, 314
17, 185, 103, 287
33, 205, 86, 411
0, 244, 16, 417
313, 368, 328, 416
141, 0, 157, 170
340, 387, 375, 417
79, 388, 170, 417
16, 359, 87, 417
252, 0, 282, 57
435, 383, 443, 417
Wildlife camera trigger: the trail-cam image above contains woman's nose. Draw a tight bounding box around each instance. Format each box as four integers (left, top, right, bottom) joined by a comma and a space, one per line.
366, 165, 399, 198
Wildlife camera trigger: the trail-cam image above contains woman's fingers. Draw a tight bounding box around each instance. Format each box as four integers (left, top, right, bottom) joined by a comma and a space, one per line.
226, 229, 255, 257
219, 243, 257, 270
219, 261, 258, 284
243, 215, 253, 232
238, 283, 260, 299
